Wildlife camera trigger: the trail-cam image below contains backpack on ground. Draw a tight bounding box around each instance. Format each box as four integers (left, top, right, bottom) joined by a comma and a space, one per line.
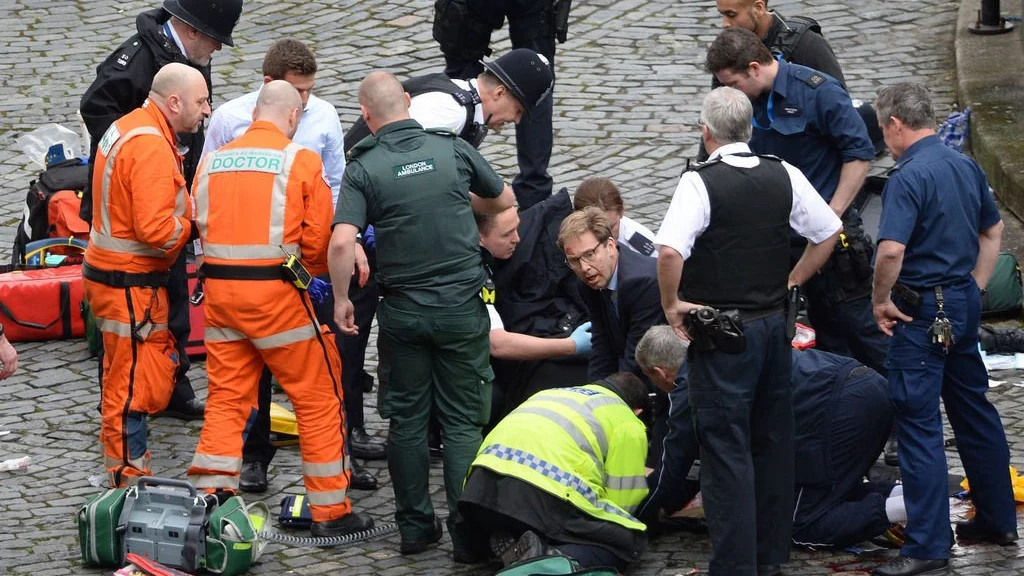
496, 554, 617, 576
11, 158, 89, 265
982, 252, 1023, 317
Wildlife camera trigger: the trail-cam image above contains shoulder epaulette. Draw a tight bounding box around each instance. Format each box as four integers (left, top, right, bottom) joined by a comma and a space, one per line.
801, 71, 827, 89
113, 37, 145, 70
692, 157, 723, 171
425, 127, 458, 138
346, 135, 377, 160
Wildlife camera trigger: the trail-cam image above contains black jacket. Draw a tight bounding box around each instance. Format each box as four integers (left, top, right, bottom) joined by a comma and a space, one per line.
579, 246, 663, 382
79, 7, 213, 221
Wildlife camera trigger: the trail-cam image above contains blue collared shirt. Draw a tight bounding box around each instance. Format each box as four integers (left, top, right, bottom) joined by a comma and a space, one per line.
749, 60, 874, 201
878, 135, 1001, 288
201, 86, 346, 204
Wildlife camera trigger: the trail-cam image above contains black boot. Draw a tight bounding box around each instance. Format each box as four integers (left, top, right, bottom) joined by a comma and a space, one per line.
872, 556, 948, 576
238, 461, 268, 493
350, 460, 378, 491
955, 518, 1019, 545
349, 427, 386, 460
311, 512, 375, 538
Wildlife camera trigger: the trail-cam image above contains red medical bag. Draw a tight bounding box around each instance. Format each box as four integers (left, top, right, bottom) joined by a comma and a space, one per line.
0, 265, 85, 342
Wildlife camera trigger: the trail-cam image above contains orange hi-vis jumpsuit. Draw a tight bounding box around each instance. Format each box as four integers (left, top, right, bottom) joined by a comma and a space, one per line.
187, 120, 352, 522
83, 100, 194, 488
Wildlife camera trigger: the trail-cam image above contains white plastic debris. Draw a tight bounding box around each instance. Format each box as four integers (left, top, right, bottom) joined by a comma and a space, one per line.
0, 456, 30, 472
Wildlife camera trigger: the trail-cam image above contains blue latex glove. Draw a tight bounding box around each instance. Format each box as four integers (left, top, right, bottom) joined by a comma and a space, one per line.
308, 277, 331, 305
363, 225, 376, 251
570, 321, 593, 357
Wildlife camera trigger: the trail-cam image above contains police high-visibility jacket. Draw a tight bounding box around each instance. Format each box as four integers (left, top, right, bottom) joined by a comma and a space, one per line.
193, 119, 332, 273
85, 99, 194, 273
472, 384, 649, 531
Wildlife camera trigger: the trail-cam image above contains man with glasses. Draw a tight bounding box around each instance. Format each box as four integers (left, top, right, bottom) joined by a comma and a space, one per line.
557, 207, 663, 382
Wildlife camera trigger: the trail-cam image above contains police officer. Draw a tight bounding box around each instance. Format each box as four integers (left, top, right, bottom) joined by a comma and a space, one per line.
705, 27, 888, 377
477, 205, 593, 416
454, 373, 650, 569
328, 71, 515, 555
432, 0, 567, 209
655, 86, 841, 575
870, 83, 1017, 576
711, 0, 884, 155
80, 0, 243, 420
636, 327, 906, 549
344, 49, 554, 173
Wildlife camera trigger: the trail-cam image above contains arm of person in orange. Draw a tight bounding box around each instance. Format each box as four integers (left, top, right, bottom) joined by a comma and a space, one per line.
299, 150, 335, 276
128, 136, 193, 256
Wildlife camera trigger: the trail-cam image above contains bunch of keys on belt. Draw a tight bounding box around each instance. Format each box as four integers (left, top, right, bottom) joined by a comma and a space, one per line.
929, 286, 954, 353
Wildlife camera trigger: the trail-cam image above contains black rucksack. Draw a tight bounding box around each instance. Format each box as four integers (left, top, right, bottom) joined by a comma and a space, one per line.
770, 13, 824, 63
11, 159, 89, 265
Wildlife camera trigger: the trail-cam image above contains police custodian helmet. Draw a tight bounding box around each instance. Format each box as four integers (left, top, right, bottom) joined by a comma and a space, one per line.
163, 0, 243, 47
482, 48, 555, 118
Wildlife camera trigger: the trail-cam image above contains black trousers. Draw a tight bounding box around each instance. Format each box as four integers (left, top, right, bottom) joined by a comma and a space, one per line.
442, 0, 556, 211
792, 367, 894, 547
689, 314, 793, 574
242, 271, 379, 466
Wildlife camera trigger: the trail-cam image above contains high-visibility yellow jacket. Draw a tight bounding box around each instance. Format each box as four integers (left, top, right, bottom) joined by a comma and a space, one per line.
471, 384, 649, 531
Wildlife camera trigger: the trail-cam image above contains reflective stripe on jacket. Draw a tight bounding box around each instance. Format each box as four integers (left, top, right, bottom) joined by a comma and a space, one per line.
193, 120, 334, 274
85, 99, 193, 273
472, 384, 649, 532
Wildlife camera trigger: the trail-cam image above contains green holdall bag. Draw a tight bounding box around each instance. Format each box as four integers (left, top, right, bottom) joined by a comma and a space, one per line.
77, 487, 128, 566
982, 252, 1023, 317
81, 299, 101, 357
496, 554, 618, 576
205, 495, 269, 575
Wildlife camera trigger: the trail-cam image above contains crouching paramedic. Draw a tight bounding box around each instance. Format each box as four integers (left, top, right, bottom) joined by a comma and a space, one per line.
187, 81, 373, 537
83, 63, 204, 488
454, 372, 650, 570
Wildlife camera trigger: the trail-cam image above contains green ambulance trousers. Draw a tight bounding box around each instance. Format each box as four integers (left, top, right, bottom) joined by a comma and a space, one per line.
376, 295, 493, 542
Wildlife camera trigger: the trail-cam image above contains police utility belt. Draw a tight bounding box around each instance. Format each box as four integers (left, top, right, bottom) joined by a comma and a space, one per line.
201, 256, 313, 291
685, 305, 783, 354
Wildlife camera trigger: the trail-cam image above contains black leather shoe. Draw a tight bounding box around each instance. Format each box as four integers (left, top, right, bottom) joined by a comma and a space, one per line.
498, 530, 547, 567
400, 517, 444, 555
955, 518, 1019, 545
311, 512, 375, 538
884, 437, 899, 467
349, 427, 386, 460
872, 556, 949, 576
152, 398, 205, 421
238, 461, 268, 493
350, 461, 378, 491
758, 564, 783, 576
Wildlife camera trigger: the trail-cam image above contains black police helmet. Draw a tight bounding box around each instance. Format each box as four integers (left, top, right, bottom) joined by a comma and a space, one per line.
853, 99, 887, 157
163, 0, 243, 47
481, 48, 554, 118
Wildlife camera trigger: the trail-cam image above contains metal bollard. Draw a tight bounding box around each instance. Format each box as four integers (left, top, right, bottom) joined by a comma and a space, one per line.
968, 0, 1014, 35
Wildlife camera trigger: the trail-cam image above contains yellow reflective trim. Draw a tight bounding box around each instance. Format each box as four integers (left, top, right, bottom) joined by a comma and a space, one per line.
306, 489, 348, 507
251, 324, 317, 350
205, 326, 246, 342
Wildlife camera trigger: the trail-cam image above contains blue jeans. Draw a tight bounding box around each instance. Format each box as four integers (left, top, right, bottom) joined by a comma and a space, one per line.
887, 279, 1016, 559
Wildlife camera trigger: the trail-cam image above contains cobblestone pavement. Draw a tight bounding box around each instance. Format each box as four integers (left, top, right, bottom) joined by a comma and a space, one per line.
1, 0, 1023, 574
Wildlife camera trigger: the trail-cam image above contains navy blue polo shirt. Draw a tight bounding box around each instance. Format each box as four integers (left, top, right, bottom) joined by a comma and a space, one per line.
749, 60, 875, 201
877, 135, 1001, 288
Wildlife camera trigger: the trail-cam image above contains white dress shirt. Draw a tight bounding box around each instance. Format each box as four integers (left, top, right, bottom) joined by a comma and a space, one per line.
654, 142, 841, 259
201, 85, 346, 204
408, 78, 485, 134
618, 215, 657, 258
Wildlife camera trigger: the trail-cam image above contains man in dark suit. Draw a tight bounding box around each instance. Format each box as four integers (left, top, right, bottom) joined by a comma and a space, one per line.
557, 207, 663, 381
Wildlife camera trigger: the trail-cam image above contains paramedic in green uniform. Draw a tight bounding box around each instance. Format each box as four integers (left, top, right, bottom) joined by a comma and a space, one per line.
328, 71, 516, 555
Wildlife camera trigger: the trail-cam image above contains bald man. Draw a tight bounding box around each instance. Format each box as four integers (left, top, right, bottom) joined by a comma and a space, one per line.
84, 62, 207, 487
188, 80, 374, 537
328, 71, 514, 557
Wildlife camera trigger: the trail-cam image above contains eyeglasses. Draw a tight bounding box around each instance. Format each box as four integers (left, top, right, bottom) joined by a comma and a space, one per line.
565, 240, 606, 270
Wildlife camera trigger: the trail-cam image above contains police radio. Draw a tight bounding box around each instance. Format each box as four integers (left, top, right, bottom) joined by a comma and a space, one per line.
280, 247, 313, 290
